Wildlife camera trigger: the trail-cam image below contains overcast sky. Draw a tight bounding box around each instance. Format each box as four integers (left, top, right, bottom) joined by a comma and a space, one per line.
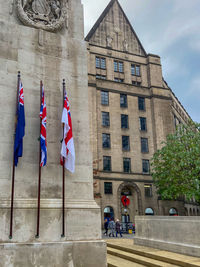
81, 0, 200, 123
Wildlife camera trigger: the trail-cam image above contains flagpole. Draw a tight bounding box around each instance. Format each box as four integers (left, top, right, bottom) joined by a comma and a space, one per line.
36, 80, 42, 238
9, 71, 21, 239
61, 79, 65, 237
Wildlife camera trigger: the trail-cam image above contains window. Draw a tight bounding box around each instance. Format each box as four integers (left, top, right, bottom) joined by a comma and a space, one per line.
114, 61, 124, 73
144, 184, 152, 197
142, 159, 150, 173
101, 91, 109, 105
114, 78, 124, 83
141, 138, 149, 153
96, 75, 106, 80
139, 117, 147, 131
145, 208, 154, 215
104, 182, 112, 194
96, 57, 106, 69
123, 158, 131, 173
120, 94, 127, 108
132, 81, 141, 86
121, 114, 128, 129
131, 64, 140, 76
138, 97, 145, 111
103, 156, 111, 171
102, 133, 110, 148
102, 112, 110, 127
169, 208, 178, 216
122, 136, 130, 151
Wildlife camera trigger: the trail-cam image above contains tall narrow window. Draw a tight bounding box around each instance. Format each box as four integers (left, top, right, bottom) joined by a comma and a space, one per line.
96, 57, 106, 69
138, 97, 145, 111
131, 64, 140, 76
142, 159, 150, 173
141, 138, 149, 153
114, 61, 124, 73
104, 182, 113, 194
102, 133, 110, 148
101, 91, 109, 105
120, 94, 127, 108
121, 114, 128, 129
139, 117, 147, 131
102, 112, 110, 126
136, 65, 140, 76
103, 156, 111, 171
122, 136, 130, 151
123, 158, 131, 173
144, 184, 152, 197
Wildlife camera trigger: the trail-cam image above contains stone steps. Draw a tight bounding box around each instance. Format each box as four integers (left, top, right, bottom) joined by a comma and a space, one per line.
107, 241, 200, 267
107, 247, 179, 267
107, 254, 144, 267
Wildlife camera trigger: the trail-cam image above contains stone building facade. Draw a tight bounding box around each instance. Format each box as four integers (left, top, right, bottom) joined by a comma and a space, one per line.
85, 0, 199, 226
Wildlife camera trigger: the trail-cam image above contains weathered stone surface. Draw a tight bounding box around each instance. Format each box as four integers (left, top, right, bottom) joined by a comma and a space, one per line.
0, 0, 106, 265
0, 240, 107, 267
134, 216, 200, 257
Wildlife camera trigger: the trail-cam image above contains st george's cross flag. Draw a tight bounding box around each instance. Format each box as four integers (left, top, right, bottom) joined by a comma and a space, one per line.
14, 81, 25, 166
40, 86, 47, 167
61, 91, 75, 173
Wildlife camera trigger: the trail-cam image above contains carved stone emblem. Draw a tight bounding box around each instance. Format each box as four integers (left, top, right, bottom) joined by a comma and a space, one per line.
16, 0, 68, 32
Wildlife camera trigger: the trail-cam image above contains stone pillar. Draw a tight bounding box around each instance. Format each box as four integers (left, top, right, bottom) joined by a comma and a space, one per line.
0, 0, 106, 266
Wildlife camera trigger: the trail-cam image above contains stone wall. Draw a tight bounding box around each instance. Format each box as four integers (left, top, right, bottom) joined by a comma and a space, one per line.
0, 0, 106, 265
134, 216, 200, 257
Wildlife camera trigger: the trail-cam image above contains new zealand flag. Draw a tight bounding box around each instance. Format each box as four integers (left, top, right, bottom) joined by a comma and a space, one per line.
14, 81, 25, 166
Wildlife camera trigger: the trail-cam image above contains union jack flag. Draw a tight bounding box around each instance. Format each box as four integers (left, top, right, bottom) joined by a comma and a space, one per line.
61, 90, 75, 173
14, 81, 25, 166
40, 86, 47, 167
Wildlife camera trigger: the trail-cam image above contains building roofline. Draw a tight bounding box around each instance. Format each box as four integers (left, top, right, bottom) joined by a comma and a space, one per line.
85, 0, 147, 56
85, 0, 116, 41
163, 78, 192, 121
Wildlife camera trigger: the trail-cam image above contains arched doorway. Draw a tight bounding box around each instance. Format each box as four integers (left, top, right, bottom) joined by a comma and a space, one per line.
169, 208, 178, 216
117, 182, 142, 224
104, 206, 114, 221
145, 208, 154, 215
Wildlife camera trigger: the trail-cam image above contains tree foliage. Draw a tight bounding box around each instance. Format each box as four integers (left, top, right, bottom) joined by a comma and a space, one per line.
151, 121, 200, 203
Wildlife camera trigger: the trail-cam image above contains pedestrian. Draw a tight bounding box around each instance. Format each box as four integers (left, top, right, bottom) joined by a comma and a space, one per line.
108, 218, 115, 237
115, 219, 123, 237
103, 218, 109, 236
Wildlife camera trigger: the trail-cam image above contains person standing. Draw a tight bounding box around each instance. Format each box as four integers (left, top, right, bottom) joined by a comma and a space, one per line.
108, 218, 115, 237
115, 219, 123, 237
103, 218, 109, 236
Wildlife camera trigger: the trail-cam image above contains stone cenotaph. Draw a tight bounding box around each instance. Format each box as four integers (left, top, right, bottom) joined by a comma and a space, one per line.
0, 0, 106, 266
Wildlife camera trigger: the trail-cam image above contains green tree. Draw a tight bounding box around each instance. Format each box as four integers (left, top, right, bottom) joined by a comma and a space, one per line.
151, 121, 200, 203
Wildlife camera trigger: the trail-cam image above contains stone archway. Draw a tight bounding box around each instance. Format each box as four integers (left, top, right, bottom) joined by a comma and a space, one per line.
117, 182, 143, 221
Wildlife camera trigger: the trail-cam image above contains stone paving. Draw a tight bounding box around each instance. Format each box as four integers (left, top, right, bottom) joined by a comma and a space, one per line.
106, 238, 200, 267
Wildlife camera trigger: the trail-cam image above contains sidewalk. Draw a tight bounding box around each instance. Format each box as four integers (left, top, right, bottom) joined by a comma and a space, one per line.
102, 232, 135, 239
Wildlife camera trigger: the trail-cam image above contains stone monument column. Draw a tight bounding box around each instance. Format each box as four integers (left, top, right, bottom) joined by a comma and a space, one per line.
0, 0, 106, 266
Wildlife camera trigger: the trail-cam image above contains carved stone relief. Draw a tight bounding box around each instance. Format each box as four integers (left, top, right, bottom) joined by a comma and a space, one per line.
106, 35, 113, 48
16, 0, 68, 32
123, 39, 128, 52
